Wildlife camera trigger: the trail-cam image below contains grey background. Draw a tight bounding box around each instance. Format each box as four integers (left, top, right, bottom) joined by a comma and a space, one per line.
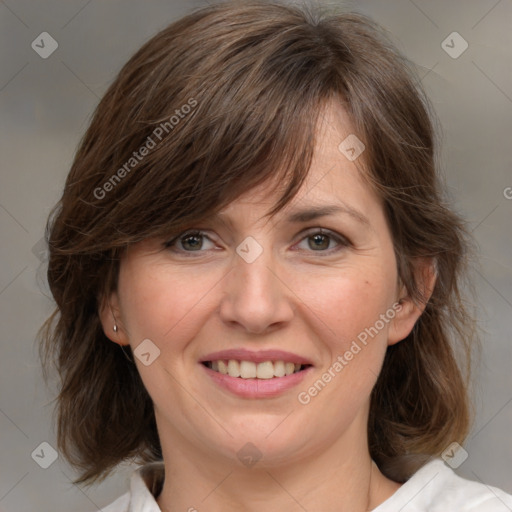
0, 0, 511, 510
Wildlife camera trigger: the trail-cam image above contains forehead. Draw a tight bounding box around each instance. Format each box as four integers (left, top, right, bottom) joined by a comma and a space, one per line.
217, 101, 382, 225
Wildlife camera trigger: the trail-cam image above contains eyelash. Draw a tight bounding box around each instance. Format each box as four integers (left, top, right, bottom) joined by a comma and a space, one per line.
163, 228, 351, 257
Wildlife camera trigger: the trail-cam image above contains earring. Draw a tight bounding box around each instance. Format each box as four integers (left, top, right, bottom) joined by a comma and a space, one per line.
113, 324, 118, 333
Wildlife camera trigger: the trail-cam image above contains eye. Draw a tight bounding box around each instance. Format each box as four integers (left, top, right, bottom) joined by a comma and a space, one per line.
294, 228, 350, 254
163, 227, 350, 257
164, 230, 216, 254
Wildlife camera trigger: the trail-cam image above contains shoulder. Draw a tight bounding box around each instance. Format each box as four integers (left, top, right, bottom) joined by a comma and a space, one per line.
97, 461, 165, 512
373, 458, 512, 512
100, 492, 130, 512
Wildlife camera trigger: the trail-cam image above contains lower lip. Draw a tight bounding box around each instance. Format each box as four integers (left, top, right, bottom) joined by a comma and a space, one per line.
201, 364, 312, 398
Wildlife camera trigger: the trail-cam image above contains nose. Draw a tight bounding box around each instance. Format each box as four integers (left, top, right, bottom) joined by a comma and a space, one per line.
218, 244, 295, 335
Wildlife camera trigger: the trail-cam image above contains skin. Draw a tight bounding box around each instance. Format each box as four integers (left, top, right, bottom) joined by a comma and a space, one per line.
100, 102, 436, 512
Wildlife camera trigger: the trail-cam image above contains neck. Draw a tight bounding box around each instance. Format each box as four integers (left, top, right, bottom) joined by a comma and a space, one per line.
155, 422, 401, 512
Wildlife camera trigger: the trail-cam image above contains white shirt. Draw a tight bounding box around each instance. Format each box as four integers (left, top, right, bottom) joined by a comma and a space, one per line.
102, 458, 512, 511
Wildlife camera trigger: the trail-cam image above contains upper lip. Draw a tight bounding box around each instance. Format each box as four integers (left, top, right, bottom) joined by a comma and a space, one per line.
200, 349, 313, 365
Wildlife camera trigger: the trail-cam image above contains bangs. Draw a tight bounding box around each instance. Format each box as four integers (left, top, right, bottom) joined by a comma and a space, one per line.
77, 6, 346, 247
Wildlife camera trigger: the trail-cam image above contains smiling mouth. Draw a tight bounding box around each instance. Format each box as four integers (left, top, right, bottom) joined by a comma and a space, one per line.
202, 360, 311, 379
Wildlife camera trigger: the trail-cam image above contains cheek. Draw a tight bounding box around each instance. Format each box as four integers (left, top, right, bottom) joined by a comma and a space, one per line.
344, 278, 392, 337
319, 273, 395, 381
295, 265, 395, 347
116, 260, 215, 405
117, 260, 217, 350
292, 266, 395, 406
293, 299, 392, 450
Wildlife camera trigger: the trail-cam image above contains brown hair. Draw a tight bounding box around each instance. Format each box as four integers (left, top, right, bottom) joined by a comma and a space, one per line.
40, 0, 478, 485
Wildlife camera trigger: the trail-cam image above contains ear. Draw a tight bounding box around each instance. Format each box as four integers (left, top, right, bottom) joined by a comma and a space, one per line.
98, 291, 130, 346
387, 258, 437, 346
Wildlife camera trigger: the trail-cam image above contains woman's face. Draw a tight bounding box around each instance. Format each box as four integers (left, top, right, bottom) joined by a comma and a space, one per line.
104, 103, 423, 469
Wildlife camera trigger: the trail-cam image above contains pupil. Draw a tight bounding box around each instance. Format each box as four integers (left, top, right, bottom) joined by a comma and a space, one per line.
183, 234, 202, 250
310, 234, 328, 250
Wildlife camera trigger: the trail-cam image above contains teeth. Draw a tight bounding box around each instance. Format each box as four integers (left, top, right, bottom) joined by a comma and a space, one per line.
240, 361, 257, 378
256, 361, 274, 379
227, 359, 240, 377
207, 359, 306, 379
218, 360, 228, 375
285, 362, 295, 376
274, 360, 285, 377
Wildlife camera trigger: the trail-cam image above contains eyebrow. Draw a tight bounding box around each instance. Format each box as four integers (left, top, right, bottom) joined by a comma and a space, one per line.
212, 203, 371, 230
284, 204, 370, 227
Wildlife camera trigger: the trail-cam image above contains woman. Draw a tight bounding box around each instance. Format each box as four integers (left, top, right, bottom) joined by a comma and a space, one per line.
40, 1, 512, 510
